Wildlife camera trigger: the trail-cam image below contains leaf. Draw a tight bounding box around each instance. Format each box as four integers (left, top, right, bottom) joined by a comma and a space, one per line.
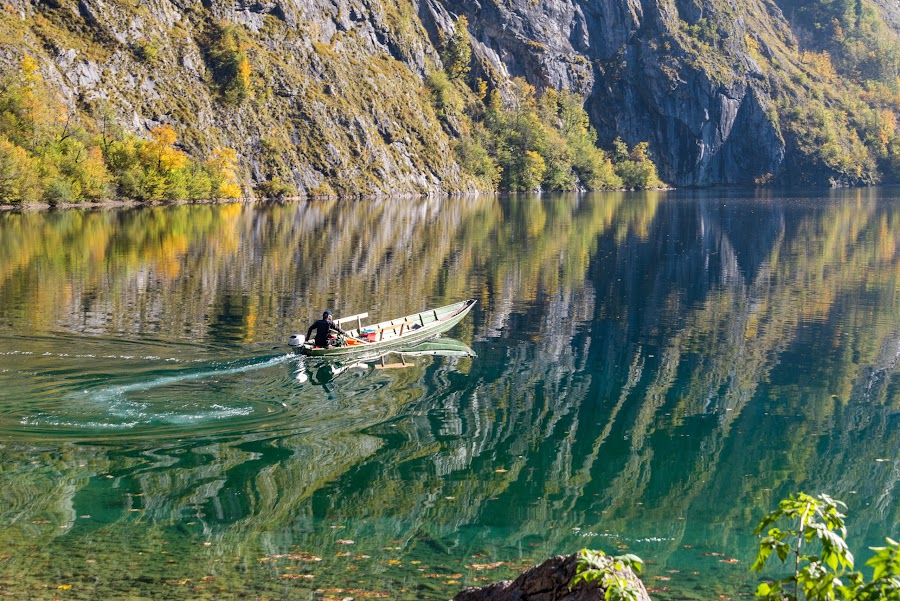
776, 541, 791, 563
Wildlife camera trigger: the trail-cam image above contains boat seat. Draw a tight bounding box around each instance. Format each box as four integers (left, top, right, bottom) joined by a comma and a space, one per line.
368, 319, 418, 339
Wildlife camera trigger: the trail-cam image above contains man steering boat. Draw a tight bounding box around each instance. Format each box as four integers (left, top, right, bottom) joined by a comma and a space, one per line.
306, 310, 349, 348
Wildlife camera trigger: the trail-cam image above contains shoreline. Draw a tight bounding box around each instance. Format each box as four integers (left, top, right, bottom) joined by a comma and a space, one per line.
0, 195, 272, 212
0, 186, 686, 212
0, 190, 486, 211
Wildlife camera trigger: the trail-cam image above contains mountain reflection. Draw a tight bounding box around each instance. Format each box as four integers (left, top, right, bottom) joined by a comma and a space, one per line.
0, 189, 897, 599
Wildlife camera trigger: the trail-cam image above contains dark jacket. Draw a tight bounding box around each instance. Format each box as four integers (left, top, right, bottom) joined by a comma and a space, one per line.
306, 318, 347, 347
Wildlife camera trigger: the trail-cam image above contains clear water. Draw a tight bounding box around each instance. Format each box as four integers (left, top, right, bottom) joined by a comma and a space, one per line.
0, 190, 897, 599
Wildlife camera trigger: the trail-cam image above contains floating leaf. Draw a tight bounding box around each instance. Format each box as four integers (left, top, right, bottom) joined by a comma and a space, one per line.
466, 562, 504, 571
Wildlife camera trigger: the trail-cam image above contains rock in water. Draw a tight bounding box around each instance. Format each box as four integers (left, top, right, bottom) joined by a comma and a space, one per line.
453, 553, 651, 601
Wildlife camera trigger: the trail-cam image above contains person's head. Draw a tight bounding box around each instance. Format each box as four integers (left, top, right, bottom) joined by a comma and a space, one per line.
323, 310, 333, 320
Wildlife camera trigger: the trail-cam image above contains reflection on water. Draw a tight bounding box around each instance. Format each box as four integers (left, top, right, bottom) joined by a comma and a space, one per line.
0, 189, 898, 599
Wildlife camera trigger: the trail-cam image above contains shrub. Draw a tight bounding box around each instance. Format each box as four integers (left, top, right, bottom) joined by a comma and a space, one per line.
752, 493, 900, 601
132, 40, 159, 64
255, 177, 297, 199
206, 23, 253, 104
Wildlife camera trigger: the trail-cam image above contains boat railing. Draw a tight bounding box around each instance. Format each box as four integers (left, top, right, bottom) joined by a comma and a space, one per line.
335, 312, 369, 332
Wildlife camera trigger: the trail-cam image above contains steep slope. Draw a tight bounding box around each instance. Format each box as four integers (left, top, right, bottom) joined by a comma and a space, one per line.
0, 0, 471, 196
426, 0, 899, 186
1, 0, 899, 193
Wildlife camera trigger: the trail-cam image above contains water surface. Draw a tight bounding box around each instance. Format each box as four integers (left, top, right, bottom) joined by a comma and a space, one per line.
0, 190, 897, 599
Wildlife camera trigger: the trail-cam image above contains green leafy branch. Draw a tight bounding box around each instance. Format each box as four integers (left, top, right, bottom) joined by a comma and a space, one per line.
571, 548, 645, 601
753, 492, 900, 601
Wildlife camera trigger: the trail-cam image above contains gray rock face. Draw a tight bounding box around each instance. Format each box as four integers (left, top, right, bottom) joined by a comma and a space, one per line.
439, 0, 790, 185
5, 0, 470, 196
453, 553, 651, 601
1, 0, 881, 190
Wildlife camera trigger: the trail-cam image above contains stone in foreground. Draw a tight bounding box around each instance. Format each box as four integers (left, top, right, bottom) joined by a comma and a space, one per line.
453, 553, 651, 601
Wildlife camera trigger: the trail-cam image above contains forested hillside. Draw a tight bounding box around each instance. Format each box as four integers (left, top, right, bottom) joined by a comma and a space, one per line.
0, 0, 899, 201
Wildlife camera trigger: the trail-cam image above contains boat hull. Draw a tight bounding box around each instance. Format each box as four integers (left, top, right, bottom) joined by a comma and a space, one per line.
295, 299, 476, 358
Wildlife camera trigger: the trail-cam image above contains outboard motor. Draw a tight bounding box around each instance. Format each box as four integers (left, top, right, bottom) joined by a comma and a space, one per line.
288, 334, 305, 347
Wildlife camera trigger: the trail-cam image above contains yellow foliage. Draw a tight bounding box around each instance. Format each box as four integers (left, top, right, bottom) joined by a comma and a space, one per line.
237, 57, 251, 89
219, 181, 242, 198
522, 150, 546, 189
877, 109, 896, 151
21, 54, 40, 83
207, 147, 242, 198
476, 79, 488, 101
744, 34, 766, 69
144, 125, 187, 171
150, 124, 177, 147
801, 50, 837, 80
0, 137, 39, 203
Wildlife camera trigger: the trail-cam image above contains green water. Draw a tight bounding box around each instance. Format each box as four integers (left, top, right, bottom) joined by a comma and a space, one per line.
0, 190, 897, 600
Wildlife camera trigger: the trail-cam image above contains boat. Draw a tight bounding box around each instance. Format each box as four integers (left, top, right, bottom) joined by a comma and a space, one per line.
289, 299, 476, 357
294, 337, 476, 386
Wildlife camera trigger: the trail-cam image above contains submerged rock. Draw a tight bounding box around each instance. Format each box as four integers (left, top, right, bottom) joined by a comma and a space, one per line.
453, 553, 651, 601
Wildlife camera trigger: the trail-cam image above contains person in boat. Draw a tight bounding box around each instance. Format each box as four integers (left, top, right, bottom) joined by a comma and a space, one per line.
306, 310, 349, 348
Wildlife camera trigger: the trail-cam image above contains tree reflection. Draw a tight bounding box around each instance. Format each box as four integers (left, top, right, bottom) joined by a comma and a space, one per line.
0, 190, 897, 599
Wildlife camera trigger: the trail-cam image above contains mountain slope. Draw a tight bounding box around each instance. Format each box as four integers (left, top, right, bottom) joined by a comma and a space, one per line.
1, 0, 471, 197
1, 0, 899, 193
452, 0, 900, 185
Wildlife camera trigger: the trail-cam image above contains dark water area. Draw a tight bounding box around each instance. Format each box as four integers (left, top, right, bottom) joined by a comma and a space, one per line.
0, 189, 897, 599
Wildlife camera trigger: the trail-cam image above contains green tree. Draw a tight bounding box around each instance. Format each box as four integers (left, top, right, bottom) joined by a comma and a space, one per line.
207, 23, 253, 104
443, 16, 472, 80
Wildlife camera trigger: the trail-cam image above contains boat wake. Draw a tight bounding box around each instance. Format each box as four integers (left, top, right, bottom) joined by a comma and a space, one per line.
19, 354, 298, 431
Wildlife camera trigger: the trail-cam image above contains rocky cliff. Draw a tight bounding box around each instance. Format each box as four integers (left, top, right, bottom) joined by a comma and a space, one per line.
1, 0, 898, 193
1, 0, 471, 196
449, 0, 900, 186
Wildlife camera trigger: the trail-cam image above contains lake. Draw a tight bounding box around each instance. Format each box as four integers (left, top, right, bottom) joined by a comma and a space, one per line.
0, 190, 897, 600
